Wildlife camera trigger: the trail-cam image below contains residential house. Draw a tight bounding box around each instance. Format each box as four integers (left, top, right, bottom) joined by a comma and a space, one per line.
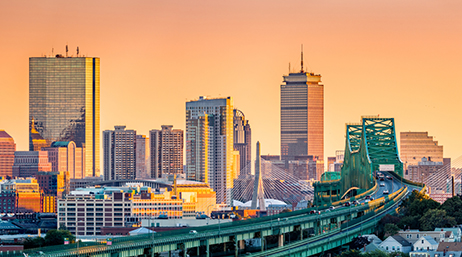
379, 235, 412, 253
413, 236, 439, 251
435, 228, 461, 242
398, 230, 455, 243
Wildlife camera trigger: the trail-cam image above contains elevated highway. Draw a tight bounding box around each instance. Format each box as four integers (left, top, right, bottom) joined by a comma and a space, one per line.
3, 116, 424, 257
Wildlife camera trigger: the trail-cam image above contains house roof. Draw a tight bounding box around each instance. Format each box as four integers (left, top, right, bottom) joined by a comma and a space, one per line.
391, 235, 412, 247
129, 227, 155, 235
422, 236, 439, 245
437, 242, 462, 252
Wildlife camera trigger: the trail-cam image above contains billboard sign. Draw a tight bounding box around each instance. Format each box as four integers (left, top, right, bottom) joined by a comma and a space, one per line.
379, 164, 394, 172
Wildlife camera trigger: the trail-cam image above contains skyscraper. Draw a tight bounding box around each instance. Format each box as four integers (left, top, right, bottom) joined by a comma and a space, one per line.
29, 54, 100, 177
0, 130, 16, 178
233, 109, 251, 176
103, 126, 136, 180
186, 96, 235, 204
280, 54, 324, 162
150, 126, 183, 179
136, 135, 149, 179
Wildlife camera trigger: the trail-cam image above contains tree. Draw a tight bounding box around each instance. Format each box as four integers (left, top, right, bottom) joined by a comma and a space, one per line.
399, 191, 440, 218
363, 249, 389, 257
440, 196, 462, 224
44, 229, 75, 246
419, 209, 456, 231
398, 215, 420, 231
384, 223, 399, 238
339, 250, 363, 257
23, 237, 45, 249
377, 214, 401, 239
350, 236, 370, 250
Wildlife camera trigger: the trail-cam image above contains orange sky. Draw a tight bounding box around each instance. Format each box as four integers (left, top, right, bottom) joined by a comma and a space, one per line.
1, 1, 461, 165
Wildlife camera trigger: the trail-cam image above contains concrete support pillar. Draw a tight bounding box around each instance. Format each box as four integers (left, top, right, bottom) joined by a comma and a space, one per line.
224, 242, 227, 252
168, 251, 171, 257
261, 237, 264, 252
184, 247, 187, 257
206, 241, 210, 257
300, 228, 303, 240
151, 247, 154, 257
197, 246, 200, 256
235, 241, 238, 257
278, 234, 284, 247
239, 240, 245, 250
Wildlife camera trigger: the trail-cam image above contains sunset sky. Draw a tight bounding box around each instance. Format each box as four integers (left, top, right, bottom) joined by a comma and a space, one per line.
1, 1, 461, 166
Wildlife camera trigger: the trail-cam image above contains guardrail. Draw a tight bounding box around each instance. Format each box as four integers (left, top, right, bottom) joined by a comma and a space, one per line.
5, 184, 410, 257
250, 186, 409, 257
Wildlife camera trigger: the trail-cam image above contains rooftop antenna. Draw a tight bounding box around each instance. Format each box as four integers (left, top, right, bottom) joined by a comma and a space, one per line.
77, 46, 79, 57
289, 62, 291, 74
66, 45, 68, 57
300, 44, 304, 73
52, 48, 54, 56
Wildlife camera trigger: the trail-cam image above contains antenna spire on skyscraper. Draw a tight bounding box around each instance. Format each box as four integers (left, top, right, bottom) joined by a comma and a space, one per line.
300, 44, 304, 73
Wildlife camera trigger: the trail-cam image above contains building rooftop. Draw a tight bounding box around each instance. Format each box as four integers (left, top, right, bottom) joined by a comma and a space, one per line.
0, 130, 12, 138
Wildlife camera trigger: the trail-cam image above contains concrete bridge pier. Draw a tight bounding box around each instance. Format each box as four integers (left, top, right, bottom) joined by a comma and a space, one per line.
206, 241, 210, 257
278, 234, 284, 247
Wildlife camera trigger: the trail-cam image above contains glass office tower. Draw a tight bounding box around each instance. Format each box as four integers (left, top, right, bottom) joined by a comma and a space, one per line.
280, 71, 324, 161
29, 56, 100, 177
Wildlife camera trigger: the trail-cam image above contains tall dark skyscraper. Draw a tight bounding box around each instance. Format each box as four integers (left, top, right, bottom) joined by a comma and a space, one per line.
150, 125, 183, 179
29, 54, 100, 177
103, 126, 136, 180
280, 52, 324, 162
233, 109, 251, 176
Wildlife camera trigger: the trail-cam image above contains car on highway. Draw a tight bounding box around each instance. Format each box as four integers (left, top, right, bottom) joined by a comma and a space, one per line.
309, 210, 321, 214
379, 177, 385, 181
380, 183, 385, 187
352, 200, 359, 205
386, 176, 392, 180
365, 195, 371, 199
344, 202, 351, 207
189, 230, 198, 235
329, 206, 335, 211
383, 190, 389, 194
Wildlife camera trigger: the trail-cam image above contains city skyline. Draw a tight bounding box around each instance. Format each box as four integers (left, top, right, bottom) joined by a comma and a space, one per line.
1, 1, 462, 164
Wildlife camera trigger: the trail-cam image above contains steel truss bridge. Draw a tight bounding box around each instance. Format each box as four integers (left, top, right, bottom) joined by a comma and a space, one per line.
4, 117, 425, 257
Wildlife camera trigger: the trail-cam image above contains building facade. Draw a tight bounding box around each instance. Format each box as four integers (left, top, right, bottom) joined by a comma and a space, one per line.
0, 178, 41, 213
12, 151, 52, 178
186, 96, 235, 204
0, 130, 15, 178
58, 183, 216, 235
103, 126, 137, 180
29, 55, 100, 177
400, 132, 444, 171
150, 126, 183, 179
135, 135, 149, 179
280, 71, 324, 163
233, 109, 251, 176
42, 141, 85, 179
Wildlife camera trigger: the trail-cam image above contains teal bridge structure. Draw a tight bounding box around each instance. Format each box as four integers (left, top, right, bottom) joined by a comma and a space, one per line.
3, 117, 424, 257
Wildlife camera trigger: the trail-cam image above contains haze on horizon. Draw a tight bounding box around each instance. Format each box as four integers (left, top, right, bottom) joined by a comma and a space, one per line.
1, 0, 461, 165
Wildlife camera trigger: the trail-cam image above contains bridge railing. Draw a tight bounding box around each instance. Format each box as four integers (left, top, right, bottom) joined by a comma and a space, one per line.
386, 170, 424, 188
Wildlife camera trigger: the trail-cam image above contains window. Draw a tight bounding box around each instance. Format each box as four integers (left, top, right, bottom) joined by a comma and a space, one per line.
392, 246, 395, 250
422, 240, 424, 243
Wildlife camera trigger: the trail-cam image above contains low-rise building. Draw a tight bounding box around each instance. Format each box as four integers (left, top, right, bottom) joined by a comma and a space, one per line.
398, 230, 455, 243
379, 235, 412, 253
58, 182, 216, 236
413, 236, 439, 251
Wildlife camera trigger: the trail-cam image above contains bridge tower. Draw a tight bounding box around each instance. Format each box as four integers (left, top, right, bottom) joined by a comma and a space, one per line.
251, 141, 266, 211
314, 116, 404, 206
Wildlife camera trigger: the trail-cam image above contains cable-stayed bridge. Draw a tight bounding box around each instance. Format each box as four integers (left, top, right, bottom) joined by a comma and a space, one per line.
5, 116, 427, 257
